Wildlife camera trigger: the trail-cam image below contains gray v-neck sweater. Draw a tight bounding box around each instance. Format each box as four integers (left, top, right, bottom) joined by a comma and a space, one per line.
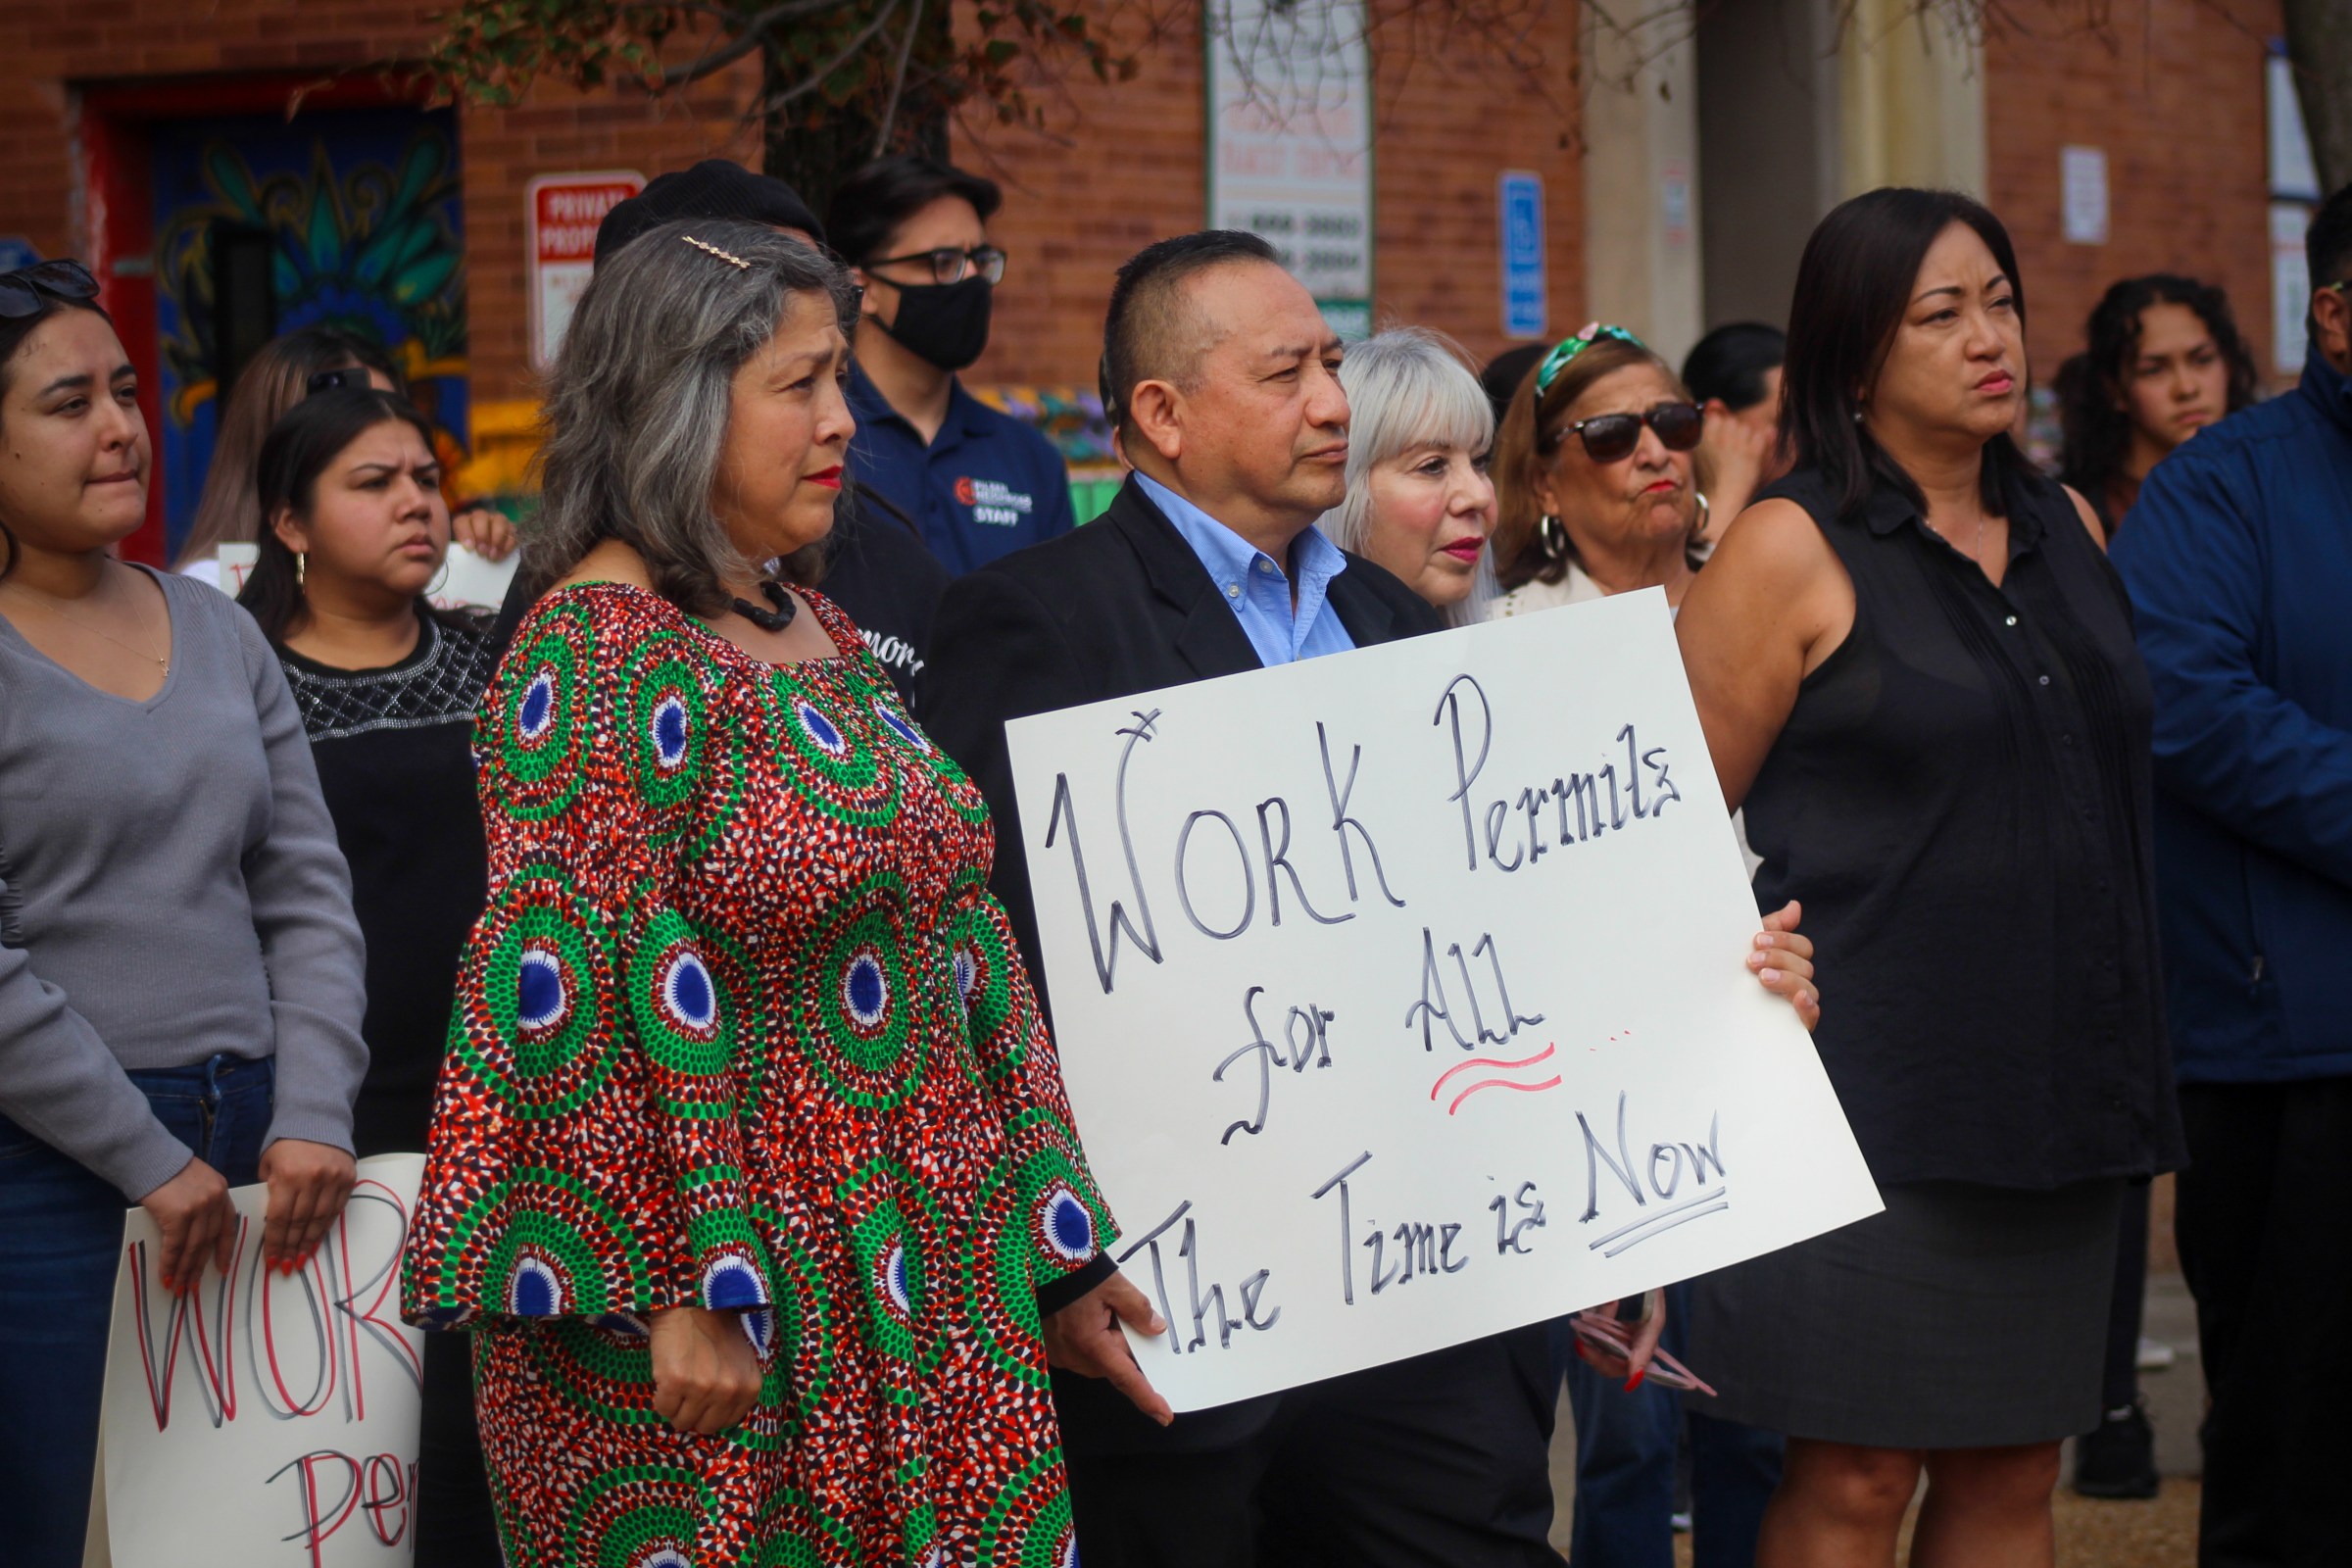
0, 568, 368, 1199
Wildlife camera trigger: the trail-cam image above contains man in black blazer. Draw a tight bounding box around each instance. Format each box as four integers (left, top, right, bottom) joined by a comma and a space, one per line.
919, 231, 1561, 1568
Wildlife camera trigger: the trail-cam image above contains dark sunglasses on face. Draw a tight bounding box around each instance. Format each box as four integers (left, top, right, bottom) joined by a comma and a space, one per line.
0, 259, 101, 319
1551, 401, 1705, 465
864, 245, 1007, 287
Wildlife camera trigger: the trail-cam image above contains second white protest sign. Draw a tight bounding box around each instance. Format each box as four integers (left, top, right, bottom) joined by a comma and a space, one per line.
84, 1153, 427, 1568
1005, 588, 1881, 1412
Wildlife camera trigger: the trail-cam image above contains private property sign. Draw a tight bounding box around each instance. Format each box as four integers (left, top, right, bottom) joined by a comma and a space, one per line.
526, 172, 644, 368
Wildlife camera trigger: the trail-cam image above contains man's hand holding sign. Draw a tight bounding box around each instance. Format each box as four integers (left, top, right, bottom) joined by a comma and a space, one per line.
1004, 589, 1873, 1414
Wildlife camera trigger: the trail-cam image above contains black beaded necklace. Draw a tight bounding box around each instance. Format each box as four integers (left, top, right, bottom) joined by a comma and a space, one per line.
730, 579, 798, 633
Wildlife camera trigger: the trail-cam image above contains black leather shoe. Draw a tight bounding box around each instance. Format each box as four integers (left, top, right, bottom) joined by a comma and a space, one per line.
2073, 1400, 2161, 1499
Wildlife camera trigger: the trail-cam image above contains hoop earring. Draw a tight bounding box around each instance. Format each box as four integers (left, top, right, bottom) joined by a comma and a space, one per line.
1538, 514, 1569, 561
1692, 491, 1712, 537
295, 552, 307, 589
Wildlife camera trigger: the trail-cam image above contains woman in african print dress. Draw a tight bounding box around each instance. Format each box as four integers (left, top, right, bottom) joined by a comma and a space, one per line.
400, 220, 1121, 1566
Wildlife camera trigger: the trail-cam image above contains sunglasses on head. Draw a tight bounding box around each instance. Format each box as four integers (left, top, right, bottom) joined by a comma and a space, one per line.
306, 367, 373, 397
1551, 401, 1705, 465
1534, 321, 1645, 397
0, 259, 100, 319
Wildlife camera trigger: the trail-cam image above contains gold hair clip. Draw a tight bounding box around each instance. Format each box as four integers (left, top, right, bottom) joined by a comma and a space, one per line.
680, 234, 751, 270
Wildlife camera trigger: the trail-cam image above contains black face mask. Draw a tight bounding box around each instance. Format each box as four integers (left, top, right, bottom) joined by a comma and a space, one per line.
872, 275, 993, 372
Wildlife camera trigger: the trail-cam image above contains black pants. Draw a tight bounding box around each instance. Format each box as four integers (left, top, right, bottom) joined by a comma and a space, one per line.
2096, 1179, 2151, 1413
2176, 1079, 2352, 1568
355, 1090, 505, 1568
1061, 1325, 1562, 1568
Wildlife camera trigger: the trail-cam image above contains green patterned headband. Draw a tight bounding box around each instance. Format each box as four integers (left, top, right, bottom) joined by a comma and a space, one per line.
1534, 322, 1647, 397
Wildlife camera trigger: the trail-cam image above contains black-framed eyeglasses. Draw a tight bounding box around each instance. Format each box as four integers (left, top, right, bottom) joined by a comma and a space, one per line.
0, 259, 100, 319
1551, 401, 1705, 465
864, 245, 1006, 287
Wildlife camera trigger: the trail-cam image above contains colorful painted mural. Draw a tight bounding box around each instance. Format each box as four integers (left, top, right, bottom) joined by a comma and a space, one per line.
151, 108, 466, 552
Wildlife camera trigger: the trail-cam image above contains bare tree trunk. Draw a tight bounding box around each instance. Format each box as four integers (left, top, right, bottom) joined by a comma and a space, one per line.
2285, 0, 2352, 197
761, 2, 953, 218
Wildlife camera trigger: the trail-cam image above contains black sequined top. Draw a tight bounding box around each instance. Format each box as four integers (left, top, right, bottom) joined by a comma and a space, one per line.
276, 609, 505, 1156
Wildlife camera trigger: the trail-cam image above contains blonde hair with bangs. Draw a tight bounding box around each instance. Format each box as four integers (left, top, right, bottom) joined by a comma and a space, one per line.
1319, 326, 1494, 558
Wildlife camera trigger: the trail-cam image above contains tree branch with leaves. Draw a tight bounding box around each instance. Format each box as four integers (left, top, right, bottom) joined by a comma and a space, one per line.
422, 0, 1141, 209
421, 0, 2351, 217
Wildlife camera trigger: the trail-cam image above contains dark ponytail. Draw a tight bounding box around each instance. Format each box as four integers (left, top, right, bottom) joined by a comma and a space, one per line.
236, 388, 438, 641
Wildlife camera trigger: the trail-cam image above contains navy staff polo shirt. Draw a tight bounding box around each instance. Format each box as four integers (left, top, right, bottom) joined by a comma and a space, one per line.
845, 363, 1078, 576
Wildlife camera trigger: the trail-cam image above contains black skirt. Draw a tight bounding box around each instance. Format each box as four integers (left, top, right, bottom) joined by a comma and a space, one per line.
1687, 1179, 2124, 1448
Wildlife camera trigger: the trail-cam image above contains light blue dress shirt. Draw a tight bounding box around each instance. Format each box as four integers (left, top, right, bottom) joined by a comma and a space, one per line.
1134, 472, 1356, 666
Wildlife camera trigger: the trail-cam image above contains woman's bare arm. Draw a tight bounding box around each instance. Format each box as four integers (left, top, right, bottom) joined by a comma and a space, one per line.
2062, 483, 2109, 554
1675, 498, 1854, 811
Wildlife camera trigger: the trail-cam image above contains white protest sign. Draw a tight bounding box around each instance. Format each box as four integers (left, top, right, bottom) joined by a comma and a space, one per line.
85, 1153, 427, 1568
431, 541, 520, 612
189, 543, 513, 610
216, 542, 261, 597
1006, 591, 1880, 1412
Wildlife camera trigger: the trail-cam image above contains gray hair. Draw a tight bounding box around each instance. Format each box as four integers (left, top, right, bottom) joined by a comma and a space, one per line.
1319, 325, 1495, 556
529, 218, 858, 615
1318, 326, 1497, 624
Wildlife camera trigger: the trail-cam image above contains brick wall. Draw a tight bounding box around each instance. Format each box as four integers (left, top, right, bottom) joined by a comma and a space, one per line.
1, 0, 1584, 411
0, 0, 758, 408
461, 78, 760, 402
1366, 9, 1584, 368
957, 3, 1585, 391
1982, 0, 2282, 391
6, 0, 2279, 429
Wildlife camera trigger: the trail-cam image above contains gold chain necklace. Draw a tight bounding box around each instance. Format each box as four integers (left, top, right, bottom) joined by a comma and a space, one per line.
0, 571, 170, 675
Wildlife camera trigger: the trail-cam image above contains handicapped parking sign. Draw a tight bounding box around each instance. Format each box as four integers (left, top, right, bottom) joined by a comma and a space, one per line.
1498, 174, 1546, 341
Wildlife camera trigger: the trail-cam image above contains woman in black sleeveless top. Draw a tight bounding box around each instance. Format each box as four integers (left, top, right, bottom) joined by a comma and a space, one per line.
1675, 189, 2182, 1565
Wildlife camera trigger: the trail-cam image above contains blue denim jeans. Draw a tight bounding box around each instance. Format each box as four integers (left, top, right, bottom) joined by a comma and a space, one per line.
1554, 1279, 1787, 1568
0, 1054, 274, 1568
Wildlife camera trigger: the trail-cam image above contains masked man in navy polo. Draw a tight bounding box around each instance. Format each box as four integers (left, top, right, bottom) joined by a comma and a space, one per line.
828, 155, 1078, 574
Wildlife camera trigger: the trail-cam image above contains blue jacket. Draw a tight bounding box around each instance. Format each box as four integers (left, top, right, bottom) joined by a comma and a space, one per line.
2111, 347, 2352, 1085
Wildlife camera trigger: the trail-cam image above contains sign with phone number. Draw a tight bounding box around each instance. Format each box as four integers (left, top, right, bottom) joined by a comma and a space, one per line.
1206, 0, 1373, 339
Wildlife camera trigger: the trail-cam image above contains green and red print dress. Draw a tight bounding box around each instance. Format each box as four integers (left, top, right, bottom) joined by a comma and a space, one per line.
400, 582, 1113, 1568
